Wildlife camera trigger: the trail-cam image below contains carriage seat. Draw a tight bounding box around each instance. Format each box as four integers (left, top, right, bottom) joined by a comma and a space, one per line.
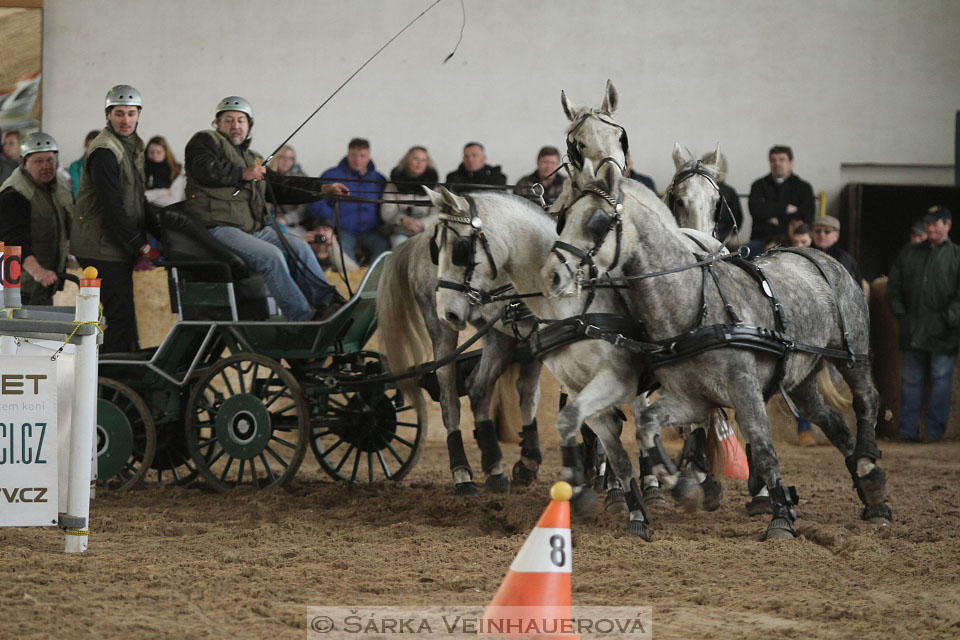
158, 204, 269, 321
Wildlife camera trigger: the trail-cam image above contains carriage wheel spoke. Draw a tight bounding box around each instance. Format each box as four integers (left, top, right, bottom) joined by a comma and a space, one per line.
350, 449, 361, 483
218, 456, 235, 483
270, 435, 297, 450
264, 445, 290, 469
236, 458, 246, 485
376, 450, 392, 478
259, 452, 277, 484
334, 444, 356, 473
249, 456, 259, 488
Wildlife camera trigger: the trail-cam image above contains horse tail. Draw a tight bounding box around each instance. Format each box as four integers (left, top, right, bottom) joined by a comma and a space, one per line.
818, 365, 852, 411
376, 240, 431, 419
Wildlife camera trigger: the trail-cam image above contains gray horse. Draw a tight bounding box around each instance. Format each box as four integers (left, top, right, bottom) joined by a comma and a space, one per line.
544, 160, 892, 540
376, 232, 544, 497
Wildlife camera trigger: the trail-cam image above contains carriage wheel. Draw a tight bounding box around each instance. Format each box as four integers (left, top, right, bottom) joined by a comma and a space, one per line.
146, 423, 201, 487
96, 377, 157, 491
185, 353, 308, 492
310, 355, 424, 484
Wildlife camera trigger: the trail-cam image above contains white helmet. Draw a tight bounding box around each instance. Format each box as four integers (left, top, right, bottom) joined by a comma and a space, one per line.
215, 96, 253, 120
105, 84, 143, 109
20, 132, 58, 157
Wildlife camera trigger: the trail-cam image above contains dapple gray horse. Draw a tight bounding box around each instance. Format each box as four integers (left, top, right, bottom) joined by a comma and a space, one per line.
544, 160, 892, 540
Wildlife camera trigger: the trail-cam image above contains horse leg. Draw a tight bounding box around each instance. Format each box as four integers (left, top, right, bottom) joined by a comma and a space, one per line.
432, 326, 477, 497
512, 359, 543, 486
465, 329, 515, 494
635, 393, 712, 512
632, 394, 667, 508
835, 360, 892, 524
676, 423, 723, 512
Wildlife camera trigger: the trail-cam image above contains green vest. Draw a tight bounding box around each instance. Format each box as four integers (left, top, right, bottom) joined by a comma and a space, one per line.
73, 126, 146, 262
0, 167, 72, 295
184, 130, 266, 232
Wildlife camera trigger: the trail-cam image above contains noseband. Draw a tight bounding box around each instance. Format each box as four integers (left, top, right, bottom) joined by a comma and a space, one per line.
551, 186, 624, 292
431, 195, 499, 307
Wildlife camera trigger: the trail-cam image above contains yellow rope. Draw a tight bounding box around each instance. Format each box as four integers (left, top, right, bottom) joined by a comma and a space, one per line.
64, 529, 89, 536
50, 310, 104, 361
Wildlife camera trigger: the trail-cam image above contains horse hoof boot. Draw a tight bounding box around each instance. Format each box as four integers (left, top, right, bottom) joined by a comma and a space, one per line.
700, 476, 724, 512
570, 486, 601, 523
485, 473, 511, 494
624, 519, 651, 541
764, 517, 798, 540
856, 467, 888, 506
511, 459, 539, 487
862, 503, 892, 526
455, 482, 479, 498
642, 485, 668, 508
745, 495, 773, 517
670, 473, 703, 513
604, 488, 629, 514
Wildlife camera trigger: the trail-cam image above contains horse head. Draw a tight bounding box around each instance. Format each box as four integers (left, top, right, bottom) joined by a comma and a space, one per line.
664, 142, 723, 236
560, 79, 629, 174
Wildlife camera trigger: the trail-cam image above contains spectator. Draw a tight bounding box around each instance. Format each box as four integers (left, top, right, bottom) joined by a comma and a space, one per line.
747, 145, 815, 257
144, 135, 185, 207
68, 130, 99, 198
305, 213, 359, 277
308, 138, 389, 264
909, 220, 927, 245
183, 96, 348, 322
0, 130, 21, 185
886, 205, 960, 443
266, 144, 309, 237
72, 85, 154, 353
514, 146, 567, 207
702, 151, 743, 243
764, 213, 806, 250
624, 156, 657, 193
445, 142, 506, 193
0, 132, 73, 305
381, 145, 439, 247
789, 222, 811, 247
812, 215, 861, 284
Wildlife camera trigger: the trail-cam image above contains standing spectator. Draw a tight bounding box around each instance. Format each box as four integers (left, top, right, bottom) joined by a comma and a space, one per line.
380, 145, 439, 247
624, 156, 657, 193
0, 130, 21, 185
266, 144, 309, 236
445, 142, 506, 193
73, 85, 153, 353
886, 205, 960, 443
811, 215, 861, 284
68, 130, 99, 197
702, 151, 744, 243
909, 220, 927, 245
747, 145, 815, 257
514, 146, 567, 207
0, 132, 73, 305
308, 138, 389, 264
144, 135, 185, 207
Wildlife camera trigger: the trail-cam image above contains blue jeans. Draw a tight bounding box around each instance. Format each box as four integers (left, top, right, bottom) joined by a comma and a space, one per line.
208, 225, 336, 322
796, 417, 812, 433
339, 230, 390, 265
899, 349, 955, 441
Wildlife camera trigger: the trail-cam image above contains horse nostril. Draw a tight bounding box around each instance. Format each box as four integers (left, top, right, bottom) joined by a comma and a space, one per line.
445, 311, 462, 325
551, 271, 561, 290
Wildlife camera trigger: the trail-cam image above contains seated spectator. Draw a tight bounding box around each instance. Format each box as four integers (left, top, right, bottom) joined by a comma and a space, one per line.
445, 142, 506, 193
514, 146, 567, 207
764, 213, 806, 250
789, 222, 811, 247
68, 130, 99, 197
144, 135, 185, 207
267, 144, 309, 237
305, 214, 359, 277
747, 145, 815, 257
812, 215, 861, 284
702, 151, 744, 243
624, 157, 657, 193
909, 220, 927, 245
381, 145, 439, 247
308, 138, 389, 264
0, 130, 21, 185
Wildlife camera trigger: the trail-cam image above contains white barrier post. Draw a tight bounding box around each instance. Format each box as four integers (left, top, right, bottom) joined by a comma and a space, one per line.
63, 267, 101, 553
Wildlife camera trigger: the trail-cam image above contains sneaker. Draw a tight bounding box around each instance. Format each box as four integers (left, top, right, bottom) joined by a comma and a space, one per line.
797, 431, 816, 447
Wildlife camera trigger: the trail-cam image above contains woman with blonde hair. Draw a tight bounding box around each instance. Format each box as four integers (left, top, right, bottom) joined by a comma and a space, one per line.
380, 146, 440, 247
267, 144, 310, 236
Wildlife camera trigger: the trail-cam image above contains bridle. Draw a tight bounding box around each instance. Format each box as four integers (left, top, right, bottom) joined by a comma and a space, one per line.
565, 110, 629, 173
430, 195, 500, 307
551, 186, 624, 296
664, 160, 735, 245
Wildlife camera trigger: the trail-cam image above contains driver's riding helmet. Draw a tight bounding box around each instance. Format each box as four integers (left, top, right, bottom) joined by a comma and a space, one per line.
104, 84, 143, 109
215, 96, 254, 128
20, 132, 59, 157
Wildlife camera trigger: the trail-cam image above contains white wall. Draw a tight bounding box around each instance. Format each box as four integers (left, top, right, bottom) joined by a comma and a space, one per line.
43, 0, 960, 208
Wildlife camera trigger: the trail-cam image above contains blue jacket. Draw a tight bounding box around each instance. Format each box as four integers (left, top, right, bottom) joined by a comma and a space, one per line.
308, 157, 385, 235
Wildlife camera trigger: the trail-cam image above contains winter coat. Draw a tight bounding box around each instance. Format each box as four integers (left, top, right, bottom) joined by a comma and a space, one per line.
308, 157, 385, 236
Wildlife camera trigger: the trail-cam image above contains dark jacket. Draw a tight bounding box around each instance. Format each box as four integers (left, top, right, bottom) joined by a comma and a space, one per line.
886, 239, 960, 354
627, 170, 657, 193
308, 157, 385, 236
445, 163, 507, 193
514, 171, 566, 207
818, 242, 861, 285
748, 173, 815, 243
715, 181, 743, 241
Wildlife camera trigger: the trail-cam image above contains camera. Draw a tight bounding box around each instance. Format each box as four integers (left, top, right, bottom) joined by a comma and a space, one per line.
317, 233, 328, 244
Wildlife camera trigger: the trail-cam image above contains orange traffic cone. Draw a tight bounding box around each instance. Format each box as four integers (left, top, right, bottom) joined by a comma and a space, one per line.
483, 482, 578, 639
713, 410, 749, 480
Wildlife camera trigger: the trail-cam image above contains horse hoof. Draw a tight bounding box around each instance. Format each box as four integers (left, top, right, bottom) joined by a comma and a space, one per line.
571, 487, 601, 523
511, 459, 539, 486
745, 496, 773, 517
670, 473, 703, 513
624, 519, 651, 541
485, 473, 511, 494
643, 485, 668, 508
867, 517, 891, 527
764, 517, 798, 540
700, 476, 724, 512
861, 503, 893, 524
604, 488, 629, 514
455, 482, 479, 498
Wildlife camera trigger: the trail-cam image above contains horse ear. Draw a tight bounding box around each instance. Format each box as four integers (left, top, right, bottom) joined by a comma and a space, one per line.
561, 90, 577, 122
672, 142, 687, 170
424, 186, 446, 210
438, 186, 467, 212
601, 79, 618, 113
703, 142, 721, 167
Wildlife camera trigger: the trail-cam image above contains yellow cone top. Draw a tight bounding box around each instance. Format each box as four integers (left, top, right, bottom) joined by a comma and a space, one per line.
550, 481, 573, 502
82, 266, 99, 279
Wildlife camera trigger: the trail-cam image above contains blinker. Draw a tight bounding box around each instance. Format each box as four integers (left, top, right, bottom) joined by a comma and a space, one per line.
587, 208, 612, 240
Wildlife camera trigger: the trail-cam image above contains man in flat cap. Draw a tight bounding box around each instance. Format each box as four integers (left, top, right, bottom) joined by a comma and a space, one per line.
811, 215, 861, 284
886, 205, 960, 442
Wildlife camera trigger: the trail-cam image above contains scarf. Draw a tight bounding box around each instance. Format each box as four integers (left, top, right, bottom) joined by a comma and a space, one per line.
389, 165, 438, 195
145, 158, 171, 189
